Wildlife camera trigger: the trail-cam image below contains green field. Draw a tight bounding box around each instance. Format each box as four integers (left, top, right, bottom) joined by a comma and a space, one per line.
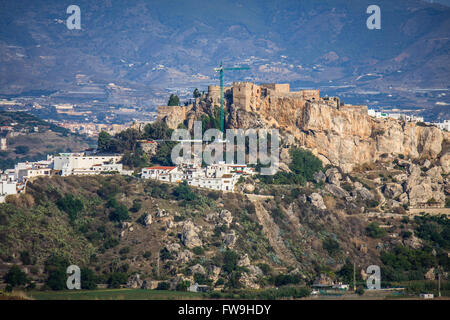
28, 289, 203, 300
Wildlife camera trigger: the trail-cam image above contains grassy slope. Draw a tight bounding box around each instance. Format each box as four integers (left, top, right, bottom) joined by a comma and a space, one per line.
28, 289, 202, 300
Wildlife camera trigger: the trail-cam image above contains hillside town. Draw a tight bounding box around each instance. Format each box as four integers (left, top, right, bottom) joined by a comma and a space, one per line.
1, 81, 449, 203
0, 149, 256, 202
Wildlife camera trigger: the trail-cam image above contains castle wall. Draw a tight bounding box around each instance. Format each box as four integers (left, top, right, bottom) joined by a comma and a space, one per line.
157, 106, 191, 129
232, 82, 261, 111
207, 85, 232, 105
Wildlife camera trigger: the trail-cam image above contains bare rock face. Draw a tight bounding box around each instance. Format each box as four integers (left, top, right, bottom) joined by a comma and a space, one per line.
177, 250, 194, 263
308, 192, 327, 210
440, 153, 450, 174
166, 243, 181, 253
229, 98, 447, 173
355, 186, 374, 200
313, 170, 326, 183
127, 274, 142, 289
144, 214, 152, 226
164, 89, 448, 173
325, 168, 342, 186
181, 221, 202, 249
190, 264, 206, 275
425, 268, 436, 281
237, 254, 251, 267
219, 209, 233, 227
325, 184, 350, 198
223, 230, 237, 248
383, 183, 404, 199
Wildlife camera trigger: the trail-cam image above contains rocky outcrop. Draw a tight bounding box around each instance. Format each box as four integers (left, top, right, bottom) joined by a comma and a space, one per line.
308, 193, 327, 210
383, 183, 404, 199
325, 184, 350, 198
181, 221, 202, 248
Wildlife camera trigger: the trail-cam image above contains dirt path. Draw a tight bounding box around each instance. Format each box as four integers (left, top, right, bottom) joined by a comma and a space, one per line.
247, 194, 299, 267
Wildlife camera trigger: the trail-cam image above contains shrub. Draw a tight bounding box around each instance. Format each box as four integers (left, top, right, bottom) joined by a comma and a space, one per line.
176, 280, 190, 291
107, 272, 128, 288
156, 281, 170, 290
366, 222, 387, 238
119, 247, 130, 255
323, 238, 340, 255
44, 255, 70, 290
192, 246, 204, 255
3, 265, 28, 288
257, 263, 272, 276
109, 204, 129, 222
222, 249, 239, 274
173, 181, 196, 201
273, 274, 302, 287
57, 194, 84, 221
81, 268, 98, 290
15, 145, 30, 154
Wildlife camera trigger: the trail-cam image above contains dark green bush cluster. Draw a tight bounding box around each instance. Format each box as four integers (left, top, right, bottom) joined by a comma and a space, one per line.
366, 222, 387, 238
56, 194, 84, 222
258, 148, 322, 185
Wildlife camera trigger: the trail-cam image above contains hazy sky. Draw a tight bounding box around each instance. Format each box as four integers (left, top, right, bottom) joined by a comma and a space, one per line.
428, 0, 450, 6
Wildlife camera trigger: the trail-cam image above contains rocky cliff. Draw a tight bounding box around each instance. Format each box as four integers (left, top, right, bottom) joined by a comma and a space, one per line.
164, 94, 449, 174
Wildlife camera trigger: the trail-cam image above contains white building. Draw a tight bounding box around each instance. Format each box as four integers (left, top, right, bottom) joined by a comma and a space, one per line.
53, 152, 122, 176
432, 120, 450, 131
368, 109, 424, 122
141, 166, 178, 182
0, 180, 17, 203
141, 161, 253, 192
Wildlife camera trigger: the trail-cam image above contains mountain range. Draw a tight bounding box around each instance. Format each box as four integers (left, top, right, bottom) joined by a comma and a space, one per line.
0, 0, 449, 118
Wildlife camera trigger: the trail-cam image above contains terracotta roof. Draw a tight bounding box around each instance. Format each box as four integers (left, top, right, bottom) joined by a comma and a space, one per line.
145, 166, 176, 170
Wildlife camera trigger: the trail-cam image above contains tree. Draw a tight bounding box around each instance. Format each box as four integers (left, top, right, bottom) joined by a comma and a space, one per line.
3, 265, 28, 288
173, 181, 196, 201
193, 88, 201, 98
289, 148, 323, 182
152, 142, 176, 166
81, 268, 98, 290
168, 94, 180, 106
97, 131, 112, 153
109, 203, 129, 222
45, 255, 70, 290
107, 272, 128, 288
143, 121, 172, 140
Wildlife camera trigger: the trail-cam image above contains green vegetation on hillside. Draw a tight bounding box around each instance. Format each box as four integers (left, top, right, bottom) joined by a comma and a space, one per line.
258, 148, 323, 185
96, 121, 174, 168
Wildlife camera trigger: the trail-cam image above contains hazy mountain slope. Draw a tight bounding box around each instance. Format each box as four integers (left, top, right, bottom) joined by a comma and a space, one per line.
0, 0, 448, 110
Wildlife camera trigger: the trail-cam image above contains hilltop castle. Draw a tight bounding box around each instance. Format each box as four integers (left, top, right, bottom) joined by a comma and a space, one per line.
157, 81, 368, 128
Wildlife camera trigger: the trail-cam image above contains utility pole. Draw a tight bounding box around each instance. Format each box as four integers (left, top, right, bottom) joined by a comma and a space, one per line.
353, 262, 356, 292
157, 255, 160, 279
213, 62, 250, 132
438, 271, 441, 298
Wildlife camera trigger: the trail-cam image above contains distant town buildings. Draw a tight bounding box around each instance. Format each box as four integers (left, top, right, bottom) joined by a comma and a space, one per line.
59, 122, 127, 137
368, 109, 425, 122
